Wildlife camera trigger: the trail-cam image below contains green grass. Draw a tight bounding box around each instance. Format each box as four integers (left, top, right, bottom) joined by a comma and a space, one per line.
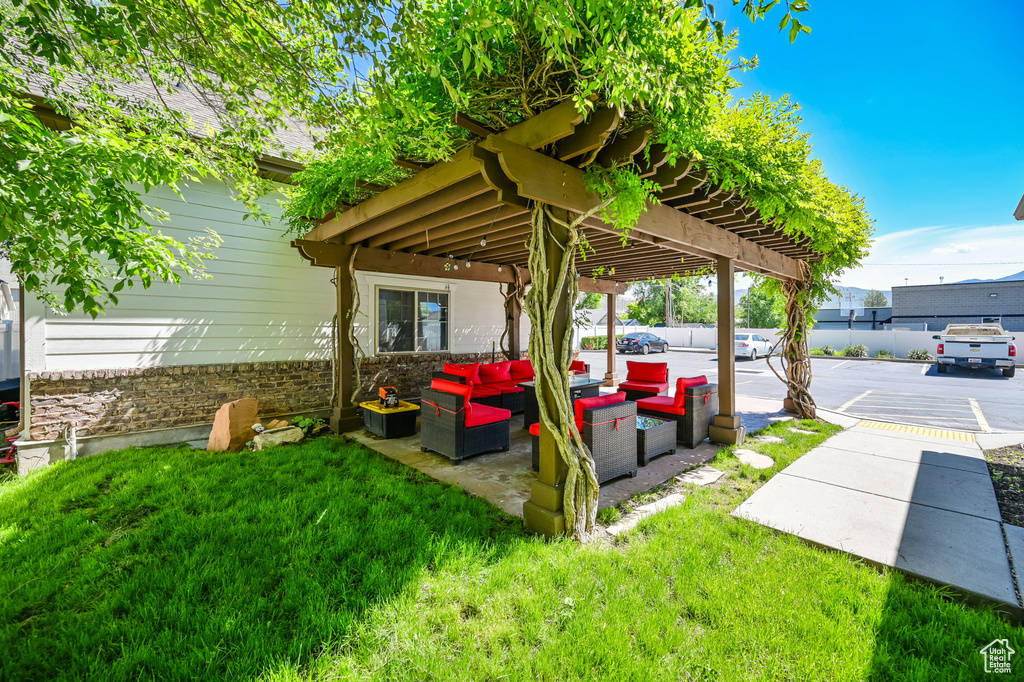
1, 428, 1018, 681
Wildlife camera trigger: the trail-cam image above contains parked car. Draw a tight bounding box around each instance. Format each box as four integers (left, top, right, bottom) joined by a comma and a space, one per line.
734, 333, 773, 360
933, 324, 1017, 378
616, 332, 669, 355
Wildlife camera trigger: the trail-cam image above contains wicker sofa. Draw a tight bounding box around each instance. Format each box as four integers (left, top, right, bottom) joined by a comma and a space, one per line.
431, 359, 532, 413
529, 392, 637, 483
618, 361, 670, 401
635, 375, 718, 448
420, 379, 511, 464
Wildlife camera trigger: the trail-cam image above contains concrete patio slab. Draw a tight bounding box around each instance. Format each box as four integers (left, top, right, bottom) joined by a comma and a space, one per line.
733, 424, 1021, 611
734, 474, 1018, 606
781, 447, 1000, 520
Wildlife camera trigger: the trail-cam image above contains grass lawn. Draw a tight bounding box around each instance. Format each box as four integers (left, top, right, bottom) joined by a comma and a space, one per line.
1, 423, 1018, 681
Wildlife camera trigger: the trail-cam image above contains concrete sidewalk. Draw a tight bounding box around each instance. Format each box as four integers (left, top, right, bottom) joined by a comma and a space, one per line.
733, 421, 1023, 614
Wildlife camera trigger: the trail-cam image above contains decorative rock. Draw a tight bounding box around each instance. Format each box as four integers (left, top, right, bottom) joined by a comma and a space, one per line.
253, 426, 304, 450
207, 398, 259, 452
675, 466, 725, 487
790, 427, 816, 435
606, 493, 686, 536
734, 448, 775, 470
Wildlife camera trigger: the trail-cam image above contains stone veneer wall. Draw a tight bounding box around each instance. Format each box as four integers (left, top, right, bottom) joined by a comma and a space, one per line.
354, 352, 528, 404
28, 361, 332, 440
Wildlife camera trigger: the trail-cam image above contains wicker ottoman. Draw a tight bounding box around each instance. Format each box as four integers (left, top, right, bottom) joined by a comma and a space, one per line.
635, 415, 676, 466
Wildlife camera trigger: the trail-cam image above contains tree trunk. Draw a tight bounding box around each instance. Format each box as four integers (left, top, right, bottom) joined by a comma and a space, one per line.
525, 203, 599, 540
500, 266, 525, 361
664, 280, 673, 327
777, 277, 816, 419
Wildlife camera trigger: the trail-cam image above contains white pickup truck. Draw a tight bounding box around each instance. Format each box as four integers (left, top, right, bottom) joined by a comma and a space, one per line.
933, 324, 1017, 378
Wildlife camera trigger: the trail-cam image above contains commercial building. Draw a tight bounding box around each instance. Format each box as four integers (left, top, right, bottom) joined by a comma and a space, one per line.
891, 281, 1024, 332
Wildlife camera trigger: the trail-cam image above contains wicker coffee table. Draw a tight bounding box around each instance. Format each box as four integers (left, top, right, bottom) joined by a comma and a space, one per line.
636, 415, 676, 466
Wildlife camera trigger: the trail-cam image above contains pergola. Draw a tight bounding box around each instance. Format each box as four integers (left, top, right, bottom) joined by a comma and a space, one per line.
294, 99, 819, 535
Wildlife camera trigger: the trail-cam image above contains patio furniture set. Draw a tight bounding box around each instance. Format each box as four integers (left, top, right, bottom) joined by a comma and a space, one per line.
369, 358, 718, 483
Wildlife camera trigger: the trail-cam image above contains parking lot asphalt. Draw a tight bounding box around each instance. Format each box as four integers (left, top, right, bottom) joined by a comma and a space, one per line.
577, 349, 1024, 433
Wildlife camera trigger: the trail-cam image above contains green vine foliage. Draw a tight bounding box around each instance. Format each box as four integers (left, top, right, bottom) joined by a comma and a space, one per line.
583, 165, 661, 245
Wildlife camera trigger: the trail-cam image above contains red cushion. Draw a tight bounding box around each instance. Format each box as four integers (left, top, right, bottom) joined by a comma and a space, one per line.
509, 359, 535, 381
573, 391, 627, 424
569, 360, 587, 373
626, 361, 668, 383
674, 375, 709, 408
619, 380, 669, 394
429, 379, 473, 421
499, 385, 524, 395
529, 422, 540, 436
444, 362, 480, 385
636, 395, 686, 416
470, 385, 502, 399
465, 403, 511, 428
478, 361, 512, 384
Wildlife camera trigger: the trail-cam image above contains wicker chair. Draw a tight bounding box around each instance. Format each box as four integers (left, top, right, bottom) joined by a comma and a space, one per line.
618, 361, 669, 402
529, 392, 637, 483
431, 361, 524, 413
421, 379, 511, 464
635, 376, 718, 448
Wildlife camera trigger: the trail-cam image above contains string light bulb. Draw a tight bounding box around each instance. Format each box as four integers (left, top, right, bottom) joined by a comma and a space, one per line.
465, 260, 471, 268
480, 236, 487, 247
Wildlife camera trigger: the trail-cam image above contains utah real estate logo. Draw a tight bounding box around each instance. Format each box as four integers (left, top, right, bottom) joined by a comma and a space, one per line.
980, 639, 1015, 674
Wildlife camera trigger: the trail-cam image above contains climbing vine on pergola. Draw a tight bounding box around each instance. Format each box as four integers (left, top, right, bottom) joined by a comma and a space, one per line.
287, 0, 872, 540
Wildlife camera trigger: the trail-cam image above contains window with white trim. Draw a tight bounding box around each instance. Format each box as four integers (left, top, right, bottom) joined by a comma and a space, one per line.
377, 288, 449, 353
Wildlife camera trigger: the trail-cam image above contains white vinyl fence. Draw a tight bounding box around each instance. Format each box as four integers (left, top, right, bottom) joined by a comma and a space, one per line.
576, 325, 940, 358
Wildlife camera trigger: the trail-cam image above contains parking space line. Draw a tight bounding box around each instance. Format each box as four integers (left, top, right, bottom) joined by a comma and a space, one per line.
850, 405, 975, 413
838, 390, 871, 413
832, 360, 852, 370
920, 364, 929, 374
968, 398, 992, 432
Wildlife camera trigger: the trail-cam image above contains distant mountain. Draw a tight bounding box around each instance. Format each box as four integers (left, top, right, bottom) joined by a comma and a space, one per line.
955, 270, 1024, 284
735, 286, 891, 309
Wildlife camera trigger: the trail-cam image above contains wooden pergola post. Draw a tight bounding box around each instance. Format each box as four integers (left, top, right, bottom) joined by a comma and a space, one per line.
332, 256, 363, 433
709, 256, 747, 445
604, 293, 617, 386
522, 208, 572, 537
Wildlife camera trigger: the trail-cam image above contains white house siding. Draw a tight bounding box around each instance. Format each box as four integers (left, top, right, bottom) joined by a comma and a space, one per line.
21, 176, 527, 448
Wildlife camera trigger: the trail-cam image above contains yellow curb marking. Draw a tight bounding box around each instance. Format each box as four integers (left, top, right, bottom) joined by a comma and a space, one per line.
857, 420, 976, 442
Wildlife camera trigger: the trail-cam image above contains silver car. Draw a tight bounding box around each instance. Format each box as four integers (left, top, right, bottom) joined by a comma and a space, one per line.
735, 333, 773, 360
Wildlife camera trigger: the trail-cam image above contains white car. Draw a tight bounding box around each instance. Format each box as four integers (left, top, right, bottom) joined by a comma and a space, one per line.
735, 333, 773, 360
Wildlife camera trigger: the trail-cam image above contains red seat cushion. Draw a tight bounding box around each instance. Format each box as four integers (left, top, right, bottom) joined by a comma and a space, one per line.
509, 359, 535, 381
465, 403, 511, 428
529, 422, 540, 436
636, 395, 686, 416
569, 360, 587, 374
619, 380, 669, 394
479, 361, 512, 384
674, 375, 709, 407
626, 361, 668, 383
573, 391, 627, 424
429, 379, 473, 421
470, 384, 502, 399
444, 362, 480, 385
498, 385, 524, 395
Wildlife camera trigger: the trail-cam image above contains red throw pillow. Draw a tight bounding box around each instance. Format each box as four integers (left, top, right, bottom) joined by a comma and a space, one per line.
574, 391, 627, 424
509, 359, 535, 381
444, 362, 480, 385
569, 360, 587, 373
478, 360, 512, 384
626, 361, 668, 383
430, 379, 472, 420
674, 375, 708, 407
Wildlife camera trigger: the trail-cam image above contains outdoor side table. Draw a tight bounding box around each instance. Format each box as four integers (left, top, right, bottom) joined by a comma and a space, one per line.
519, 377, 604, 428
359, 400, 419, 438
635, 415, 676, 466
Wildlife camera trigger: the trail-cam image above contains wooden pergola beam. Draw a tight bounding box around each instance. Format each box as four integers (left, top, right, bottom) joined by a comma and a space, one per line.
480, 136, 802, 281
387, 207, 525, 252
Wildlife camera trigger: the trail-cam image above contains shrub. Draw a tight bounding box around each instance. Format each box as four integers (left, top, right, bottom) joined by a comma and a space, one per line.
808, 347, 823, 355
819, 345, 836, 356
874, 349, 895, 359
580, 335, 607, 350
841, 344, 869, 358
906, 348, 934, 360
596, 506, 622, 526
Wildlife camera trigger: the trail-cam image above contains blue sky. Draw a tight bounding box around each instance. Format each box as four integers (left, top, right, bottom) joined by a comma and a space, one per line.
719, 1, 1024, 290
